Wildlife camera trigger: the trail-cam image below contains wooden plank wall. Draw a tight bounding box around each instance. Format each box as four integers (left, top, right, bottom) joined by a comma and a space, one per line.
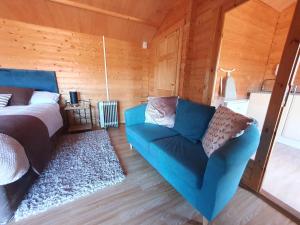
148, 0, 192, 97
0, 0, 297, 124
215, 0, 279, 99
183, 0, 298, 105
0, 18, 150, 123
263, 3, 300, 88
183, 0, 228, 104
104, 38, 150, 121
183, 0, 272, 104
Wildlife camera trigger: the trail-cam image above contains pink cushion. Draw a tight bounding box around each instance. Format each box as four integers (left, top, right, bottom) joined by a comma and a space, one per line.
145, 96, 178, 128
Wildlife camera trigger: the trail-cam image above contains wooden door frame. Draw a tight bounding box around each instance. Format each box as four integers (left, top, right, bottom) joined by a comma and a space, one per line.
248, 1, 300, 191
207, 0, 249, 105
207, 0, 300, 221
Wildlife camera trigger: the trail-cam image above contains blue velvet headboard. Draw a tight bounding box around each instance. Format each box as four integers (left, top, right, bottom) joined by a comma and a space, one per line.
0, 68, 59, 93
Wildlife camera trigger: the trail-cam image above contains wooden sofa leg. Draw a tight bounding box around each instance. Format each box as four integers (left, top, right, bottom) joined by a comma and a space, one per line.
203, 216, 209, 225
129, 144, 133, 150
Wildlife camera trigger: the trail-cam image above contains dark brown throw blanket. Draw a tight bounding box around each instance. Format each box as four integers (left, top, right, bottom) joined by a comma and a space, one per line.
0, 169, 38, 224
0, 115, 51, 173
0, 115, 52, 224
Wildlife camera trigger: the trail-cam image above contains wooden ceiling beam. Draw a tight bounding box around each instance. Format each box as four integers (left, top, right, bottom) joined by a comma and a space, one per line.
48, 0, 158, 28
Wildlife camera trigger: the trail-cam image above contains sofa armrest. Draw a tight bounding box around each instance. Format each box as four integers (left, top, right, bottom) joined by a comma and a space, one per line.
125, 104, 147, 126
200, 124, 260, 220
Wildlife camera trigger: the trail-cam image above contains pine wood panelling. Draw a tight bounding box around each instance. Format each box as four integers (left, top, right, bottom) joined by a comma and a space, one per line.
260, 0, 297, 12
263, 3, 300, 89
182, 0, 298, 105
183, 0, 226, 104
0, 18, 150, 123
183, 0, 298, 105
215, 0, 279, 99
154, 0, 191, 37
48, 0, 157, 27
178, 0, 194, 97
105, 38, 150, 117
149, 0, 192, 97
9, 126, 297, 225
0, 0, 185, 43
75, 0, 185, 28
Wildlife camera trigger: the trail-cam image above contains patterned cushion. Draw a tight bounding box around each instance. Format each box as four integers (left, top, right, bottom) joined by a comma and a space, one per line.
145, 96, 178, 128
0, 94, 12, 108
202, 106, 253, 157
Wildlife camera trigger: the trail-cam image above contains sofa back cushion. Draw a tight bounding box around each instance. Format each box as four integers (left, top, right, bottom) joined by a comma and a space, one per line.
173, 99, 215, 143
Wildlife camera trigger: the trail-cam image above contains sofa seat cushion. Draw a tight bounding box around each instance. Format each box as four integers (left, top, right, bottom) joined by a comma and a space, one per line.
126, 124, 178, 150
150, 135, 208, 188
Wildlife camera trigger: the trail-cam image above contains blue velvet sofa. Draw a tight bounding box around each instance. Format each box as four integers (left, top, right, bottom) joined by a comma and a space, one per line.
125, 99, 260, 221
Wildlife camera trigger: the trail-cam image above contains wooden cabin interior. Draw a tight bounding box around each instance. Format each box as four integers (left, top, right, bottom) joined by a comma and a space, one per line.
0, 0, 299, 224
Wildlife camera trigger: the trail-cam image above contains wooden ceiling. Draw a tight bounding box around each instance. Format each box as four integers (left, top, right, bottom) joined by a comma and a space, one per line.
0, 0, 296, 43
0, 0, 184, 43
260, 0, 297, 12
73, 0, 178, 27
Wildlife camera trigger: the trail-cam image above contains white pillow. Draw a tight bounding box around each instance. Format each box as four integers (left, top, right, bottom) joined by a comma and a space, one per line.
29, 91, 60, 104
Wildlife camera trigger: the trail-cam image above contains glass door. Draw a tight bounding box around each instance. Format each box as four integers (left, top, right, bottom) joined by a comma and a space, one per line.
261, 62, 300, 216
246, 2, 300, 220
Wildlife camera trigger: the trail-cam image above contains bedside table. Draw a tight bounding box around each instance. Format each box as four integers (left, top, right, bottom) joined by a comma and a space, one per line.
64, 100, 93, 133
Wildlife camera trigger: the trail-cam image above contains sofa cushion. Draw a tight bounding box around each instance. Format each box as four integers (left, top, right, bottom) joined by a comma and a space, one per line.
173, 99, 216, 143
126, 124, 178, 151
202, 106, 254, 157
150, 135, 208, 188
145, 96, 178, 128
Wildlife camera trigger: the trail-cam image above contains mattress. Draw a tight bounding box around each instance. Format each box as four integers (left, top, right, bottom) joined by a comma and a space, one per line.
0, 103, 63, 137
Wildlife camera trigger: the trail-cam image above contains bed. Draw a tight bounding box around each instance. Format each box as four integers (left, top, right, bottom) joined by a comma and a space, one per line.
0, 103, 63, 137
0, 68, 63, 224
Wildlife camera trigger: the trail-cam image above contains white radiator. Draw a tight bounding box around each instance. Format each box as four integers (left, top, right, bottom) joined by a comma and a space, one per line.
98, 100, 119, 128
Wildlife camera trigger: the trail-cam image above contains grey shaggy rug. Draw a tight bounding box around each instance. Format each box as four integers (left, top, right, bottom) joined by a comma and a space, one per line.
14, 130, 125, 221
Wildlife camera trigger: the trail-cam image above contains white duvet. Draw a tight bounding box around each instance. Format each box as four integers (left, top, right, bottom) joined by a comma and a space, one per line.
0, 103, 63, 185
0, 103, 63, 137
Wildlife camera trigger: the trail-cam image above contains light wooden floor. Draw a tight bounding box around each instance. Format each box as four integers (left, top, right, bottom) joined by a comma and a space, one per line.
10, 127, 297, 225
262, 142, 300, 212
